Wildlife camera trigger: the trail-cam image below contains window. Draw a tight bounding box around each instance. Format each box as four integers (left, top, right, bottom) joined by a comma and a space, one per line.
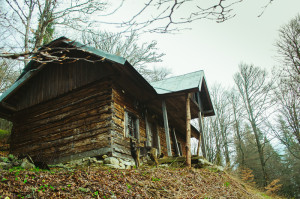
124, 111, 139, 141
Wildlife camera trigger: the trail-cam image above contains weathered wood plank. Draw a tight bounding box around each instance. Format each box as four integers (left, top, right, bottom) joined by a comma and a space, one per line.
112, 144, 131, 156
155, 124, 161, 155
162, 100, 172, 156
186, 93, 192, 168
15, 87, 111, 126
13, 108, 112, 144
13, 62, 111, 110
50, 147, 113, 164
172, 128, 181, 156
13, 126, 111, 152
145, 111, 151, 147
15, 79, 112, 119
112, 151, 135, 162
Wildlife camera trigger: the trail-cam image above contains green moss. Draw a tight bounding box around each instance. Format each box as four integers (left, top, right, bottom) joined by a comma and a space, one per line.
0, 129, 10, 140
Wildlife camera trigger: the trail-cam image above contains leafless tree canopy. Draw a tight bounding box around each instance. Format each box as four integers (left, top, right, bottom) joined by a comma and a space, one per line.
0, 0, 108, 63
0, 0, 278, 61
270, 14, 300, 159
81, 31, 170, 82
275, 14, 300, 97
115, 0, 243, 33
0, 60, 20, 93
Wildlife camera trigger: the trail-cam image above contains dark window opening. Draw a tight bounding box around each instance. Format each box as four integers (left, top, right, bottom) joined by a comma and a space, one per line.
125, 111, 139, 141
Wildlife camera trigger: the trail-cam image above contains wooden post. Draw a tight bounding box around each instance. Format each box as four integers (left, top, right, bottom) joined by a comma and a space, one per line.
197, 118, 201, 156
196, 92, 207, 158
200, 115, 207, 158
155, 124, 161, 156
124, 111, 129, 137
162, 100, 172, 156
186, 93, 192, 167
135, 118, 140, 143
197, 112, 203, 156
172, 128, 181, 156
145, 110, 151, 147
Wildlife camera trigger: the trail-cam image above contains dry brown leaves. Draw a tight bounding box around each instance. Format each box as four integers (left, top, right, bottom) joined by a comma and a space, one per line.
0, 166, 260, 198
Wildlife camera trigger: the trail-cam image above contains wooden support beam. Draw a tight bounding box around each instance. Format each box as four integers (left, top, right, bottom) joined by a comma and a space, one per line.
162, 100, 172, 157
135, 118, 140, 143
186, 93, 192, 168
155, 124, 161, 156
197, 112, 204, 156
145, 110, 151, 147
196, 92, 207, 158
124, 111, 129, 137
172, 128, 181, 156
197, 117, 201, 156
196, 92, 204, 112
0, 102, 17, 112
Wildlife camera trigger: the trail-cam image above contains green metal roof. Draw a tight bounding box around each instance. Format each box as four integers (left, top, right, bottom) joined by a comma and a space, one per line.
150, 70, 204, 94
19, 37, 126, 80
0, 37, 214, 118
70, 40, 126, 65
0, 37, 129, 103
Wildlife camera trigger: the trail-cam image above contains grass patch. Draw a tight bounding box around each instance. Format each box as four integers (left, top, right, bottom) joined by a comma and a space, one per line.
0, 129, 10, 143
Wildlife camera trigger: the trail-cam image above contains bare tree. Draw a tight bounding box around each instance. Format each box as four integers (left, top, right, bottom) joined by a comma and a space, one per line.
144, 66, 172, 82
275, 14, 300, 97
210, 84, 232, 167
269, 14, 300, 159
234, 63, 273, 186
228, 88, 246, 168
0, 60, 20, 93
0, 0, 279, 61
81, 31, 170, 81
0, 0, 108, 63
271, 75, 300, 156
202, 117, 216, 163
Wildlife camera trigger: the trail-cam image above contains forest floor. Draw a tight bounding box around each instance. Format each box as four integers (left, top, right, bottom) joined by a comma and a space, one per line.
0, 165, 282, 199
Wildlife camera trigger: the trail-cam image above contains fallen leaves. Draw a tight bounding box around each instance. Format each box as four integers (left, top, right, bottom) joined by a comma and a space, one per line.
0, 166, 259, 198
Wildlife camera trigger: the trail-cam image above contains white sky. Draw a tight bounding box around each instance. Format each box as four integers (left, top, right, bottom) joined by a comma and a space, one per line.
133, 0, 300, 88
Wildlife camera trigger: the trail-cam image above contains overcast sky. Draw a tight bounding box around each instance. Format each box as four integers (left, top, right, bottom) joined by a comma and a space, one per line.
134, 0, 300, 88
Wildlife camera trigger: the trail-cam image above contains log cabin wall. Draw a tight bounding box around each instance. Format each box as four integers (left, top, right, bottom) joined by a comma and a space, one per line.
111, 83, 147, 161
175, 131, 187, 157
10, 79, 114, 164
8, 60, 112, 110
111, 83, 182, 160
156, 124, 187, 157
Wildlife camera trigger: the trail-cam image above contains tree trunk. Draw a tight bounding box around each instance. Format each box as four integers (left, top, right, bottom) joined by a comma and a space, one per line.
24, 0, 35, 66
247, 95, 268, 186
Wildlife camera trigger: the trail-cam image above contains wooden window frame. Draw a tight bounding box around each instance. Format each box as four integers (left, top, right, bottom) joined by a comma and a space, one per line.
124, 110, 140, 142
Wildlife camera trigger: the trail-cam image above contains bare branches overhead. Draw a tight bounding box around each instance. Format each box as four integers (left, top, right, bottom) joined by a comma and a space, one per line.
117, 0, 243, 33
0, 0, 109, 64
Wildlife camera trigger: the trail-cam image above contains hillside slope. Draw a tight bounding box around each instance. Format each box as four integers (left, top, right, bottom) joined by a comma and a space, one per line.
0, 166, 273, 198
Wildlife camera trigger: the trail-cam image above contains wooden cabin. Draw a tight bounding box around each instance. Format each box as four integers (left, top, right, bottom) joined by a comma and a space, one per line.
0, 37, 214, 164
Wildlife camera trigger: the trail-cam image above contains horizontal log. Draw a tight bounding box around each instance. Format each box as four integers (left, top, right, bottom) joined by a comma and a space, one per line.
12, 126, 111, 152
15, 95, 112, 133
15, 80, 112, 120
112, 151, 134, 162
113, 144, 131, 156
13, 106, 112, 143
50, 147, 113, 164
112, 134, 129, 147
17, 91, 111, 127
12, 134, 111, 161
